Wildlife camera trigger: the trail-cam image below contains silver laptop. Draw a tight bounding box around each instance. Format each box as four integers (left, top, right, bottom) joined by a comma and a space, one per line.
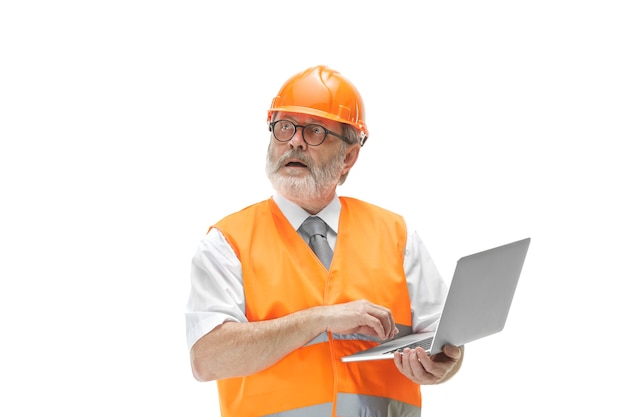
341, 237, 531, 362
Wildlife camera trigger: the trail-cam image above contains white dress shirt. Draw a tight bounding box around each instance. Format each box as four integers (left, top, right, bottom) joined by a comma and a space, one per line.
185, 194, 448, 350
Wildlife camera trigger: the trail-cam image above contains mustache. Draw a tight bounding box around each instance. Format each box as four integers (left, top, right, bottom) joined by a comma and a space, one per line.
277, 149, 314, 167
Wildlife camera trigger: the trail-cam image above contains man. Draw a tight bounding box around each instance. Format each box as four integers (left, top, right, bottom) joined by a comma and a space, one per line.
186, 65, 464, 416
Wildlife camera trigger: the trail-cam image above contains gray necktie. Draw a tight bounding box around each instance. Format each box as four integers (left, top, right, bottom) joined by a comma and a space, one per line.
299, 216, 333, 269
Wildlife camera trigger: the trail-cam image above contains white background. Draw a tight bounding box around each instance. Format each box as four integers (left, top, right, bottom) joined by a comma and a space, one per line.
1, 1, 624, 415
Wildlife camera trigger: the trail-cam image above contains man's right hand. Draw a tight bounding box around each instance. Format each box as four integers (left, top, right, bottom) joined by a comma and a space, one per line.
316, 299, 398, 341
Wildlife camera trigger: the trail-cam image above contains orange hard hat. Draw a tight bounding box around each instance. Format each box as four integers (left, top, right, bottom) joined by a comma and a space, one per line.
268, 65, 368, 145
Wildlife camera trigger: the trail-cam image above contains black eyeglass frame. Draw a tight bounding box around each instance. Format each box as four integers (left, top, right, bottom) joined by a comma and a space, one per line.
268, 120, 351, 146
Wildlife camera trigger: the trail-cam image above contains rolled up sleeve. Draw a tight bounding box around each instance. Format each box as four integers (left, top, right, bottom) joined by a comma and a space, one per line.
404, 229, 448, 333
185, 228, 247, 351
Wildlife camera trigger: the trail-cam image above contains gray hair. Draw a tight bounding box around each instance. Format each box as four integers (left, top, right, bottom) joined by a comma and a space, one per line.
337, 124, 361, 185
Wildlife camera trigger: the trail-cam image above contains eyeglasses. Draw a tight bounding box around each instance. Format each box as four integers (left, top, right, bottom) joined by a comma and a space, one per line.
269, 120, 350, 146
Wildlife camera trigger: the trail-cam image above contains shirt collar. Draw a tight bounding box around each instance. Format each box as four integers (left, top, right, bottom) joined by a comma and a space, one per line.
272, 193, 341, 233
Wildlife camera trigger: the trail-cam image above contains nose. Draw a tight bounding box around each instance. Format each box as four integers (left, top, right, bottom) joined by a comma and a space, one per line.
289, 126, 308, 149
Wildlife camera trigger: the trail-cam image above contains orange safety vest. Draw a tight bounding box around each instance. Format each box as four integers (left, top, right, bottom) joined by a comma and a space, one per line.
212, 197, 422, 417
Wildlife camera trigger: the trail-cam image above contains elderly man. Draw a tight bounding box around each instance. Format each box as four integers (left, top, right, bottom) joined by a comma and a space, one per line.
186, 65, 463, 417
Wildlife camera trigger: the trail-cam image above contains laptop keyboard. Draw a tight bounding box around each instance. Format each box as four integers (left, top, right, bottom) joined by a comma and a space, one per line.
383, 337, 433, 354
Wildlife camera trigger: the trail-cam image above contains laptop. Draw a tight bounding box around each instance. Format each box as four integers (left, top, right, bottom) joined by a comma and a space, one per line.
341, 237, 531, 362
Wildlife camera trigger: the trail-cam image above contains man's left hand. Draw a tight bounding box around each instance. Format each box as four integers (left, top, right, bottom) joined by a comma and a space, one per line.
393, 344, 464, 385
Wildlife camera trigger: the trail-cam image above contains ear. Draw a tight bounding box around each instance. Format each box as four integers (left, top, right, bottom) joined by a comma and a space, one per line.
342, 144, 360, 173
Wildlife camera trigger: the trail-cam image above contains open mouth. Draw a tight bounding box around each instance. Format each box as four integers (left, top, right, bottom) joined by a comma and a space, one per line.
285, 161, 307, 167
284, 159, 308, 168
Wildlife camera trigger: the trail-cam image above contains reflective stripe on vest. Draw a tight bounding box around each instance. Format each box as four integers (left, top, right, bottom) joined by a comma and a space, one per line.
336, 393, 421, 416
261, 402, 332, 416
261, 394, 421, 417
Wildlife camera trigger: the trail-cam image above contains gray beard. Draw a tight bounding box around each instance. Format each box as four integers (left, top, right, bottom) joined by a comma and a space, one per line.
265, 147, 345, 201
